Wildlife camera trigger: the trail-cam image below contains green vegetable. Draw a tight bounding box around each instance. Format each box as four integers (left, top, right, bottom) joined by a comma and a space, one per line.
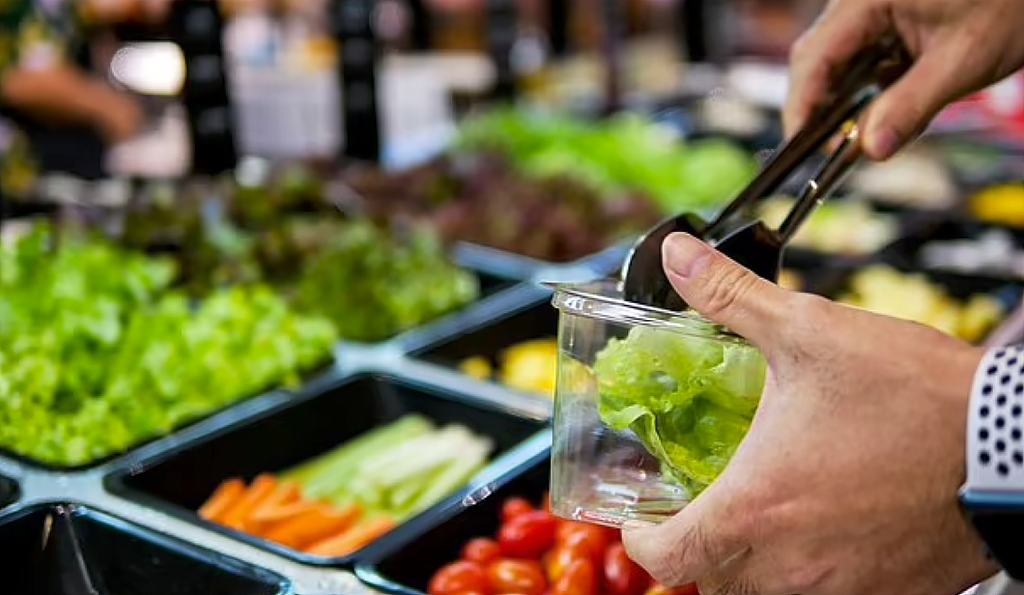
593, 325, 766, 495
0, 228, 338, 466
291, 220, 480, 343
123, 181, 480, 342
282, 415, 493, 520
456, 109, 758, 213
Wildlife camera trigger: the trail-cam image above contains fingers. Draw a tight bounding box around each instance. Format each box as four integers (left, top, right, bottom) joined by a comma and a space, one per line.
661, 233, 791, 351
859, 45, 969, 159
783, 2, 886, 138
622, 486, 751, 588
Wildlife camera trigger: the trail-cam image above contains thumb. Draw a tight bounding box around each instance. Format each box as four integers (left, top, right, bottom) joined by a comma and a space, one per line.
662, 233, 791, 349
860, 48, 964, 160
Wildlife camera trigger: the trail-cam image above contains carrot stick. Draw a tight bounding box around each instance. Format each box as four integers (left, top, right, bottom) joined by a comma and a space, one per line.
305, 516, 397, 557
262, 503, 363, 550
198, 479, 246, 523
221, 474, 278, 530
245, 482, 303, 532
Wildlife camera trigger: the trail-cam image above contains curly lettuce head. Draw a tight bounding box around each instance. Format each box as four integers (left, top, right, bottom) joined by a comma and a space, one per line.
593, 324, 766, 495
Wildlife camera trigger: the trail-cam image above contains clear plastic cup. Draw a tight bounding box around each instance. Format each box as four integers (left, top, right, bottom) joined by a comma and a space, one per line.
549, 280, 767, 527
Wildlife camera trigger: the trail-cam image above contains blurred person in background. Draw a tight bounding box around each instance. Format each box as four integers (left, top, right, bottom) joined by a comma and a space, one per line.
0, 0, 161, 198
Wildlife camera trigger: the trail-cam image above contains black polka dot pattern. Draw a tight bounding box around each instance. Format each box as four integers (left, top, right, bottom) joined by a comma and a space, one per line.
975, 346, 1024, 484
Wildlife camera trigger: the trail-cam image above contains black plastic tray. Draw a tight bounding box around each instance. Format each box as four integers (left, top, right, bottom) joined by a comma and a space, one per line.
393, 283, 552, 355
0, 502, 289, 595
881, 219, 1024, 283
413, 292, 556, 371
107, 372, 548, 567
355, 449, 551, 595
0, 475, 19, 510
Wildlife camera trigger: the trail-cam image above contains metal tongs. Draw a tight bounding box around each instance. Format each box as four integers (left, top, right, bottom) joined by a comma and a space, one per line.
622, 34, 914, 311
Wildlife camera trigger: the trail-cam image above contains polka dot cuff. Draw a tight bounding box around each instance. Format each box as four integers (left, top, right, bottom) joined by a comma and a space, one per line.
967, 344, 1024, 491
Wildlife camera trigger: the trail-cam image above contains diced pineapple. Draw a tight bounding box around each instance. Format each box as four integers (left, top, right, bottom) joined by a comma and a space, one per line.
499, 340, 559, 398
459, 357, 493, 381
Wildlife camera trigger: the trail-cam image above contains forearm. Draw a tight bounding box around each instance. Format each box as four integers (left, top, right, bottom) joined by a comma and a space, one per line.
0, 65, 121, 128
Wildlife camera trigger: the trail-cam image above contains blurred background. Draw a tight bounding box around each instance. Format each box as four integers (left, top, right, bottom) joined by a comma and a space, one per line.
0, 0, 1023, 583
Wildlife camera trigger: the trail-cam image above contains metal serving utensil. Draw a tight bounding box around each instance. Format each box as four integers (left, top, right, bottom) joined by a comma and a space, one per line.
622, 34, 913, 311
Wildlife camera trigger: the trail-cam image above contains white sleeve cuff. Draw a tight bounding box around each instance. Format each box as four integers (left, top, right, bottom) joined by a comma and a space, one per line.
966, 345, 1024, 492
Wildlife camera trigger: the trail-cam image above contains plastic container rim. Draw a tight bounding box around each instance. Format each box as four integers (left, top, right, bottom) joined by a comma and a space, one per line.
548, 279, 750, 344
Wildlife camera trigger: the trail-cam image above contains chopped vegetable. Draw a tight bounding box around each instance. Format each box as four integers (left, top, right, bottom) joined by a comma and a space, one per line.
758, 196, 897, 255
970, 183, 1024, 228
0, 228, 338, 466
591, 325, 767, 495
837, 265, 1006, 342
198, 479, 246, 523
261, 503, 361, 549
305, 516, 398, 557
222, 474, 279, 530
344, 154, 661, 262
290, 221, 479, 342
459, 339, 559, 398
919, 230, 1024, 279
197, 416, 494, 556
428, 495, 698, 595
455, 109, 758, 214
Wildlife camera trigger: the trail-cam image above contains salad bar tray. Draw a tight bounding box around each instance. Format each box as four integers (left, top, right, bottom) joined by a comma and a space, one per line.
0, 503, 290, 595
1, 107, 1022, 595
107, 373, 548, 567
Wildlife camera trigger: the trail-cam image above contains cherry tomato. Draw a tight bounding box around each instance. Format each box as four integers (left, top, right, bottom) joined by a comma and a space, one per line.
542, 543, 589, 582
555, 522, 609, 563
429, 561, 490, 595
463, 538, 502, 565
644, 583, 699, 595
498, 511, 558, 559
602, 543, 650, 595
551, 558, 597, 595
502, 497, 535, 522
486, 559, 547, 595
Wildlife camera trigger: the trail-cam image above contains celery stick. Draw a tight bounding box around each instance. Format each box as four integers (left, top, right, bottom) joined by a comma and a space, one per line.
362, 426, 479, 489
388, 473, 431, 511
356, 431, 448, 479
401, 440, 491, 517
286, 415, 433, 496
284, 415, 432, 482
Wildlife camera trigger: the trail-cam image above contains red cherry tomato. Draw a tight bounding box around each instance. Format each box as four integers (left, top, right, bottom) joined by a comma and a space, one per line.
542, 543, 589, 582
463, 538, 502, 565
498, 511, 558, 559
551, 558, 597, 595
502, 497, 535, 522
429, 561, 490, 595
602, 543, 650, 595
555, 522, 609, 563
486, 559, 547, 595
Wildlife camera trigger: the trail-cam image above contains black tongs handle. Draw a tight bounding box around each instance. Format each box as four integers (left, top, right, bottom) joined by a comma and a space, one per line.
777, 126, 861, 244
704, 33, 913, 240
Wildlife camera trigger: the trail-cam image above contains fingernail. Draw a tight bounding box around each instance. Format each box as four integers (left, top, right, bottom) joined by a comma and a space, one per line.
663, 233, 713, 280
867, 127, 900, 159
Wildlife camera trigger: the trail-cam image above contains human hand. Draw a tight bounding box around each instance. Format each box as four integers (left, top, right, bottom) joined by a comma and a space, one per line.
621, 233, 999, 595
784, 0, 1024, 160
94, 91, 144, 143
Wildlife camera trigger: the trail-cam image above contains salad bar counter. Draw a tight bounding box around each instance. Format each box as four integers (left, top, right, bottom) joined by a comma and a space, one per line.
0, 108, 1022, 594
